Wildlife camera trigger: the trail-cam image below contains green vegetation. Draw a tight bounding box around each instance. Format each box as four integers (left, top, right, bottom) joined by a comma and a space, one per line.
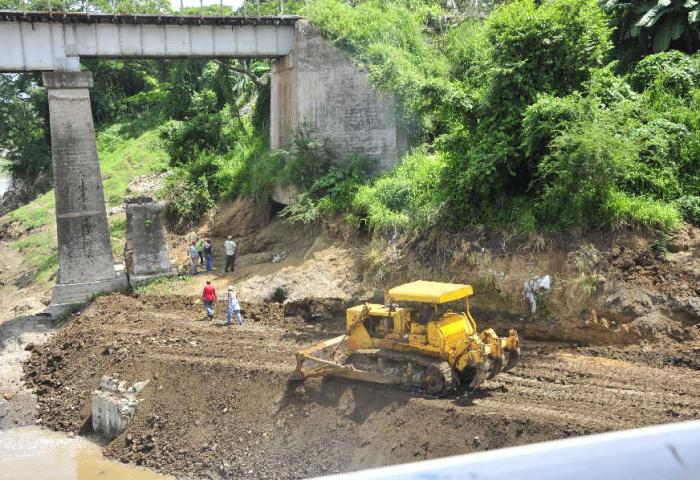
302, 0, 700, 233
135, 275, 195, 295
9, 230, 58, 284
603, 0, 700, 59
3, 0, 700, 260
0, 73, 50, 180
2, 119, 167, 285
351, 150, 445, 230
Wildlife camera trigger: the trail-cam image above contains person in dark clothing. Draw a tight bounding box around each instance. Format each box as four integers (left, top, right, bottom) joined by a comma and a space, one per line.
204, 239, 214, 272
195, 238, 204, 266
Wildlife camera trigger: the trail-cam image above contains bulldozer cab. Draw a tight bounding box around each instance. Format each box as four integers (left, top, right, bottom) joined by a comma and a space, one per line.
388, 281, 476, 324
385, 281, 480, 348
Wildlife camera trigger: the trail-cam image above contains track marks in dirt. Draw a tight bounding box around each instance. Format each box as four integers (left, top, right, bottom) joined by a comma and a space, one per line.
476, 349, 700, 431
23, 293, 700, 479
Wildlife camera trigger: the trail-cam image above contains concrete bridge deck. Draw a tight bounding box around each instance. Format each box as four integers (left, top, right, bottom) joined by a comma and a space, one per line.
0, 11, 299, 71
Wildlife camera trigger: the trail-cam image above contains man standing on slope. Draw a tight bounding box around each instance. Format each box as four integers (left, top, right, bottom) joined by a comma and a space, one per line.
195, 237, 205, 267
224, 236, 238, 273
189, 240, 199, 275
204, 239, 214, 272
201, 280, 217, 320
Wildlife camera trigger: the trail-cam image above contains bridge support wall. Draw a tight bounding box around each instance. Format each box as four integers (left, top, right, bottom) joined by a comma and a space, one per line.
43, 71, 126, 313
270, 21, 407, 176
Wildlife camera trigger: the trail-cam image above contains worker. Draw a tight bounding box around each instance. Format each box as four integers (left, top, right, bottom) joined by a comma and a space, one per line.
226, 286, 244, 326
417, 305, 434, 324
224, 235, 238, 273
189, 240, 199, 275
195, 237, 205, 267
204, 239, 214, 272
201, 280, 217, 320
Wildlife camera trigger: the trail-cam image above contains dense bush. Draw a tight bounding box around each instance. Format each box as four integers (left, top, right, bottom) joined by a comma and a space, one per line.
162, 174, 215, 226
629, 51, 700, 95
4, 0, 700, 236
351, 150, 446, 230
442, 0, 612, 220
677, 195, 700, 225
301, 0, 700, 233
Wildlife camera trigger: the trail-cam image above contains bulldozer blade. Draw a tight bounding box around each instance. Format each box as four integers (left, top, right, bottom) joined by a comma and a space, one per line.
294, 335, 346, 380
504, 347, 520, 371
468, 359, 491, 388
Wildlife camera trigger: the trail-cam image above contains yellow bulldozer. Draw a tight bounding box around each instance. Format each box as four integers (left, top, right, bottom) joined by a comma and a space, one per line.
294, 280, 520, 395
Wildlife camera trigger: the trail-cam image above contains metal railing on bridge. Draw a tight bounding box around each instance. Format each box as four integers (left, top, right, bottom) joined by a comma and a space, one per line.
0, 0, 292, 20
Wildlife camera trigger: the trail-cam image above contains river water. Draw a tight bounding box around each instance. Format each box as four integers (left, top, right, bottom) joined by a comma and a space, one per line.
0, 427, 171, 480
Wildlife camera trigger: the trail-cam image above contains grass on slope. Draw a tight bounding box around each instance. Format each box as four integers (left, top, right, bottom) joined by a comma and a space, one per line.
4, 121, 168, 286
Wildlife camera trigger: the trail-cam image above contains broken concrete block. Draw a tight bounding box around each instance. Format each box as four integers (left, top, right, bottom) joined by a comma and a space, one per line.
92, 375, 148, 440
124, 196, 176, 285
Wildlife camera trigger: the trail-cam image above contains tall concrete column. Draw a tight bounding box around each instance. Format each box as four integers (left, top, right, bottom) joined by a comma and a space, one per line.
43, 71, 125, 312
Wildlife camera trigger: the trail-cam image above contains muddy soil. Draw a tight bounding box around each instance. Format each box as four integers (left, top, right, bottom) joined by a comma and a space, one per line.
23, 294, 700, 479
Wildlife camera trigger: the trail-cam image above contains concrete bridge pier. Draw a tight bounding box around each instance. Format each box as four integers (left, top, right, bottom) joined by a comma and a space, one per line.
43, 71, 126, 314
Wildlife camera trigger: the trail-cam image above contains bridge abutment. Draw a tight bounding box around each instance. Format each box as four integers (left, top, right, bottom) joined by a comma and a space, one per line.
270, 21, 407, 179
43, 71, 126, 314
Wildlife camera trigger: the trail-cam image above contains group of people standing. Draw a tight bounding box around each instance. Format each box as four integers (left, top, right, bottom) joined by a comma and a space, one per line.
189, 235, 238, 275
190, 234, 244, 326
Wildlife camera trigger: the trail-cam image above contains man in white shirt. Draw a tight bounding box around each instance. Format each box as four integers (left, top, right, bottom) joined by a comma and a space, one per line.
189, 240, 199, 275
224, 235, 238, 273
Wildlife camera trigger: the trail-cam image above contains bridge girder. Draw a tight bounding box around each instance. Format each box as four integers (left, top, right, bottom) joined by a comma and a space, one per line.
0, 12, 298, 71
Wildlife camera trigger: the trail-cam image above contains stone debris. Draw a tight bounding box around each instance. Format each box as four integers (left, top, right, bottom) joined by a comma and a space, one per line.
523, 274, 551, 314
92, 375, 149, 440
271, 251, 288, 263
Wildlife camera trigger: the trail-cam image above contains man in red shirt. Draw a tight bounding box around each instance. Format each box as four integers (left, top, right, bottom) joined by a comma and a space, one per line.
202, 280, 217, 320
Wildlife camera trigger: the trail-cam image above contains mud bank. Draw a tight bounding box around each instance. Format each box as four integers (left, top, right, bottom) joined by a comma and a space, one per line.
23, 294, 700, 479
0, 311, 171, 479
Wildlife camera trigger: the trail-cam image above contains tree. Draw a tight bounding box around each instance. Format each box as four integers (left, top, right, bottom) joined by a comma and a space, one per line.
0, 74, 51, 179
603, 0, 700, 54
444, 0, 613, 222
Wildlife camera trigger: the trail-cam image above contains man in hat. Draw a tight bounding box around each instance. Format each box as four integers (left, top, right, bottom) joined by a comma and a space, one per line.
224, 235, 238, 273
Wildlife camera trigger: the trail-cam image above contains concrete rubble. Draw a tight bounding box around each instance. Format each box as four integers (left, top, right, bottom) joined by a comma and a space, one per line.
91, 375, 148, 441
523, 274, 552, 314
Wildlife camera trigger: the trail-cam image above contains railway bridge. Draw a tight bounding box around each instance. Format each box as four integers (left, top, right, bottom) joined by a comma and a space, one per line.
0, 10, 404, 311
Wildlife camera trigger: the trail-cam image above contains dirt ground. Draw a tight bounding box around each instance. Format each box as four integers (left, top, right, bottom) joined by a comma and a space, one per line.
3, 198, 699, 478
23, 293, 700, 479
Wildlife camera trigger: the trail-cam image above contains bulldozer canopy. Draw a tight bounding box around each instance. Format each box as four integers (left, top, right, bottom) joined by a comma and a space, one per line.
388, 281, 473, 304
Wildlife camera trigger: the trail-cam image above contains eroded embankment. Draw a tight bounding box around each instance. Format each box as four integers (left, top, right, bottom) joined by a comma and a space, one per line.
23, 294, 700, 479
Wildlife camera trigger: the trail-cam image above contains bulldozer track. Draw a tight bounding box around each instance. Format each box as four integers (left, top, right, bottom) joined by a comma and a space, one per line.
346, 349, 459, 396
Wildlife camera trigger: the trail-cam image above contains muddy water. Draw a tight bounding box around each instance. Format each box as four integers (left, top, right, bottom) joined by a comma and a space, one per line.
0, 312, 170, 480
0, 426, 171, 480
